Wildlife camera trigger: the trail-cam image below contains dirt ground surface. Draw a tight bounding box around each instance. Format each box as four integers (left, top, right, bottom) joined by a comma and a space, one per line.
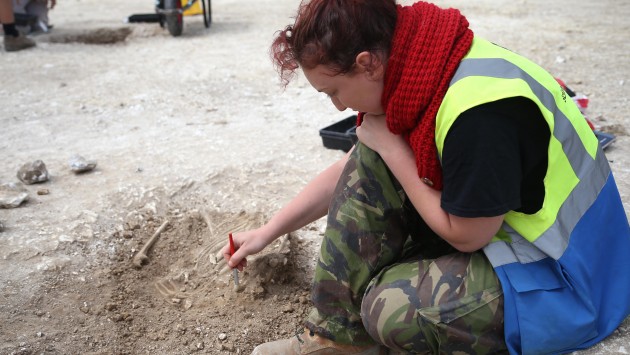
1, 0, 629, 354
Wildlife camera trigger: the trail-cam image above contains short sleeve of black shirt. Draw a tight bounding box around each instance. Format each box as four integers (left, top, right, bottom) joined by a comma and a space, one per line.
440, 96, 550, 218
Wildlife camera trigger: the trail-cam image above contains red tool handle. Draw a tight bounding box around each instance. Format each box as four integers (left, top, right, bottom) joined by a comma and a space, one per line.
229, 233, 235, 255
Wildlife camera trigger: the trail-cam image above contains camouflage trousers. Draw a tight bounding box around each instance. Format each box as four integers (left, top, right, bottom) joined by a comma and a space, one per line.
305, 143, 507, 354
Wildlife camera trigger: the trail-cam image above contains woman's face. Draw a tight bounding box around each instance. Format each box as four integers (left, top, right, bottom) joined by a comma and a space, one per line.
302, 62, 385, 115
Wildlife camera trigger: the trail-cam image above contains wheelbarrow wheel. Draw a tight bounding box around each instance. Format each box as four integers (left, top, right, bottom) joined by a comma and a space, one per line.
164, 0, 183, 37
201, 0, 211, 28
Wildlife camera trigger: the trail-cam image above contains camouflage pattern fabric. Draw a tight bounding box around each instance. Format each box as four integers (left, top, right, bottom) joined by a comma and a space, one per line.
362, 253, 506, 354
305, 143, 507, 354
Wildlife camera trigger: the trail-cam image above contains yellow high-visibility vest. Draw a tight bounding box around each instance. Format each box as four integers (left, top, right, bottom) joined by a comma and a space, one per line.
434, 37, 630, 354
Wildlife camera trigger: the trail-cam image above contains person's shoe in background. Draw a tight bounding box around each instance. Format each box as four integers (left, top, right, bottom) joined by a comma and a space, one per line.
4, 33, 36, 52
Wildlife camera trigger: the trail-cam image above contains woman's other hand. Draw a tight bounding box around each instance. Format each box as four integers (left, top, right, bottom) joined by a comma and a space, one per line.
356, 113, 409, 157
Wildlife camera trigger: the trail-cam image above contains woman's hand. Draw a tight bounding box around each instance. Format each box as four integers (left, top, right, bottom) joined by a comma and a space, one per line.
356, 113, 408, 156
220, 153, 349, 272
221, 228, 271, 271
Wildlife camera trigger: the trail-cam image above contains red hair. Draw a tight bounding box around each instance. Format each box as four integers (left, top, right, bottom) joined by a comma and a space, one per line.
270, 0, 397, 86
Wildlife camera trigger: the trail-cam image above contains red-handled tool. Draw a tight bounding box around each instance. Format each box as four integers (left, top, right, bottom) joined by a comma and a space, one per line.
228, 233, 240, 290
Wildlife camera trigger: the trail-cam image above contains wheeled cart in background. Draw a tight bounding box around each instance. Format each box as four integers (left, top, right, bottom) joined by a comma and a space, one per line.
128, 0, 211, 37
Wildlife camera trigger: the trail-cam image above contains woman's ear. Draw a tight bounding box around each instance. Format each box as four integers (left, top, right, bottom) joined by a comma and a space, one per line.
355, 51, 385, 80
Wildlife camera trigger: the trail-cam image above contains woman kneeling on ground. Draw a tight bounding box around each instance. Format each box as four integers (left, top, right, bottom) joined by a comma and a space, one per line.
223, 0, 630, 354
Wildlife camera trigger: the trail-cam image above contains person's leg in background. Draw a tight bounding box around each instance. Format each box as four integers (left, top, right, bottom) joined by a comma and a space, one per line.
11, 0, 33, 34
1, 0, 35, 51
27, 0, 52, 32
14, 0, 53, 33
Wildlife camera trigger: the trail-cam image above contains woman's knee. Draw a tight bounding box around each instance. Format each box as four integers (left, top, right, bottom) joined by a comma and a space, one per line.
360, 254, 506, 353
360, 269, 432, 352
360, 287, 394, 347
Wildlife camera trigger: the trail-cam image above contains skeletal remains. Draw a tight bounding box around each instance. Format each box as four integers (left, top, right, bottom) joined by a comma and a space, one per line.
132, 212, 245, 293
132, 220, 170, 268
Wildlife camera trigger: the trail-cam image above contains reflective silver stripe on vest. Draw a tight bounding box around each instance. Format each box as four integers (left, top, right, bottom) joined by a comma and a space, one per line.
451, 58, 593, 177
485, 152, 609, 265
450, 58, 611, 266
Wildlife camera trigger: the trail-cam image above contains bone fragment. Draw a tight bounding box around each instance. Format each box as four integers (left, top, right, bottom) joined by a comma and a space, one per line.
132, 220, 169, 268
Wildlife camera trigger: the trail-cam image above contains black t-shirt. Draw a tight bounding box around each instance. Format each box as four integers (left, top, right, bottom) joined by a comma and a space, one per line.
440, 96, 551, 217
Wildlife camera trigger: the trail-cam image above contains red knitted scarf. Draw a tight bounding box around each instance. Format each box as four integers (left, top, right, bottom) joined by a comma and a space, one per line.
378, 2, 473, 191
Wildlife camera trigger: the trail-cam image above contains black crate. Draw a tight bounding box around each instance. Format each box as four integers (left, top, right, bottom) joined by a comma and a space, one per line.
319, 115, 358, 152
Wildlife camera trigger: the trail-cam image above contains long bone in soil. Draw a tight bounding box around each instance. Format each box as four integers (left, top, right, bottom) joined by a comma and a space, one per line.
132, 220, 170, 268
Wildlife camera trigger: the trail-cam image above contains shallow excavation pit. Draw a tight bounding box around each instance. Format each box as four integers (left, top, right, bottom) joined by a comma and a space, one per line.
43, 27, 133, 45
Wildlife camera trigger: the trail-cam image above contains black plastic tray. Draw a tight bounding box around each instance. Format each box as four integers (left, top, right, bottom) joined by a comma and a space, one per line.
319, 115, 358, 152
